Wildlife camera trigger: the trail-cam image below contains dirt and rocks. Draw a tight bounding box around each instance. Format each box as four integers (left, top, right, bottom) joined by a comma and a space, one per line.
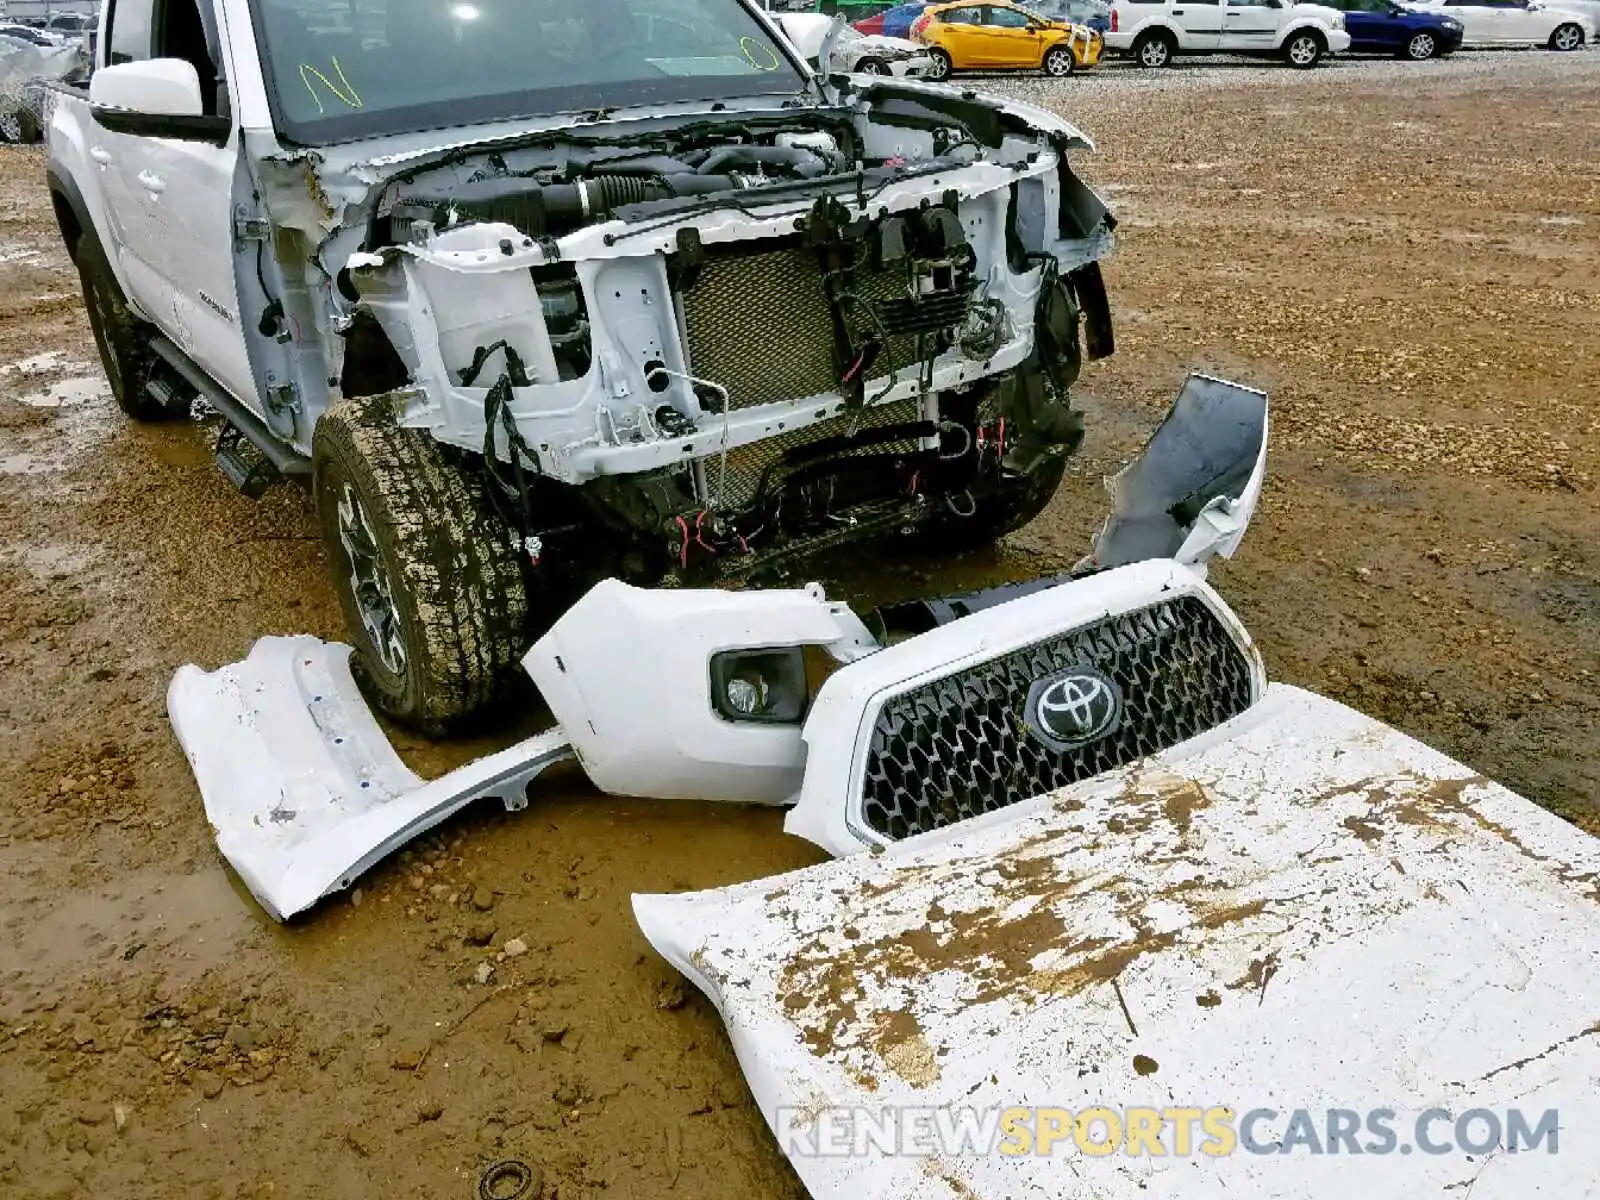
1, 51, 1597, 1200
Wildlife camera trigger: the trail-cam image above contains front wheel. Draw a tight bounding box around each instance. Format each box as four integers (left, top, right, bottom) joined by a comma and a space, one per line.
856, 57, 890, 75
312, 398, 533, 734
1283, 31, 1324, 68
1549, 22, 1584, 50
1404, 31, 1438, 59
0, 105, 21, 144
923, 47, 953, 80
1043, 45, 1076, 76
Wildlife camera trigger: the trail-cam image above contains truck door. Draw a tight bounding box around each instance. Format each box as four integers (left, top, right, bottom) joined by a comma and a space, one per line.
90, 0, 258, 409
1220, 0, 1283, 47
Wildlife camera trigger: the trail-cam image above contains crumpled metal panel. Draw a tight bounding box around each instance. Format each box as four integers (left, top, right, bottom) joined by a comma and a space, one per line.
635, 683, 1600, 1200
168, 636, 572, 920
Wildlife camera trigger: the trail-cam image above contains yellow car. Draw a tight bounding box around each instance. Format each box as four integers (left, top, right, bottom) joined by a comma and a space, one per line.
910, 1, 1102, 79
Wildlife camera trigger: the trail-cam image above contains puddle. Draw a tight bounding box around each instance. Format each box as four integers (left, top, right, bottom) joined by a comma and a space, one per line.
16, 374, 109, 409
1, 351, 76, 376
0, 451, 60, 476
0, 244, 48, 267
0, 854, 262, 1011
13, 541, 99, 578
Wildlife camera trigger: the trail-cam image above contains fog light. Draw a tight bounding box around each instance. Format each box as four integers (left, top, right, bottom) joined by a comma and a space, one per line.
725, 676, 768, 717
710, 648, 809, 725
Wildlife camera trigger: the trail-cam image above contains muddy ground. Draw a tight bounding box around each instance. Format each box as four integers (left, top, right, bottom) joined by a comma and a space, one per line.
1, 50, 1597, 1200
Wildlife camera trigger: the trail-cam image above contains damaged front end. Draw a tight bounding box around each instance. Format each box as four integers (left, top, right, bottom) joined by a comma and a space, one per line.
246, 77, 1115, 581
172, 374, 1262, 920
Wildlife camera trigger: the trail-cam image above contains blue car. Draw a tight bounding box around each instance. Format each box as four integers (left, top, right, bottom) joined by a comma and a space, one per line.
1321, 0, 1465, 57
1026, 0, 1113, 32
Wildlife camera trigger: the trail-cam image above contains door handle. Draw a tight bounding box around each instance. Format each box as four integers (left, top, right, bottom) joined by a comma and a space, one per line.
89, 146, 113, 166
137, 171, 165, 195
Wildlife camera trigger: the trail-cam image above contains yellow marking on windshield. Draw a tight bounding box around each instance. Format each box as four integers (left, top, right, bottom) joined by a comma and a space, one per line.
738, 35, 781, 71
299, 57, 364, 114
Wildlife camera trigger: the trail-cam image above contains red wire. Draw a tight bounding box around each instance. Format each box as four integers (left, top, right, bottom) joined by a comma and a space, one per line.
695, 510, 717, 556
674, 516, 690, 568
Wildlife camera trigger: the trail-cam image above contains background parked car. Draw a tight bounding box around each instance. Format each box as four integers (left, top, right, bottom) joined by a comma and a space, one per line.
856, 1, 936, 35
1324, 0, 1464, 55
910, 0, 1105, 78
0, 20, 66, 45
861, 0, 1122, 34
1107, 0, 1352, 67
774, 10, 936, 73
1406, 0, 1594, 47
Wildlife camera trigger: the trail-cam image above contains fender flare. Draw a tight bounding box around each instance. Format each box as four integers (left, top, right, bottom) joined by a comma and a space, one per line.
1132, 19, 1185, 48
1274, 20, 1330, 49
45, 162, 92, 259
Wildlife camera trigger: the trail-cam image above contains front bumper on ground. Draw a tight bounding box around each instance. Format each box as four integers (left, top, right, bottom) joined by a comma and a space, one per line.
171, 374, 1272, 921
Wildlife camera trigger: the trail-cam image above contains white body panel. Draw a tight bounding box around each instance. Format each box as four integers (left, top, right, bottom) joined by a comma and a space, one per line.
168, 636, 572, 920
523, 580, 877, 805
636, 684, 1600, 1200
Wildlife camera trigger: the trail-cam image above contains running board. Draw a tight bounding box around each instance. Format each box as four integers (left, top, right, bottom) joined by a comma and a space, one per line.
168, 636, 574, 921
148, 335, 311, 481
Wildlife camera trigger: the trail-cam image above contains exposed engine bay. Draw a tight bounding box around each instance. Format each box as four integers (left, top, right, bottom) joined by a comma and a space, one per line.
339, 81, 1117, 581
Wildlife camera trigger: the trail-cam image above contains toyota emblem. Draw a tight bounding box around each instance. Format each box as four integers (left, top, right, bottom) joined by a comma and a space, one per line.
1026, 666, 1123, 750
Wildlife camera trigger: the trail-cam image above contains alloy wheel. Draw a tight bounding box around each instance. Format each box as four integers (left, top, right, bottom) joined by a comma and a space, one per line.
1139, 39, 1170, 67
337, 483, 408, 677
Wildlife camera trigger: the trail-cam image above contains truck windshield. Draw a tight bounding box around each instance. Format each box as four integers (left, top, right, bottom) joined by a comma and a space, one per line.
250, 0, 810, 145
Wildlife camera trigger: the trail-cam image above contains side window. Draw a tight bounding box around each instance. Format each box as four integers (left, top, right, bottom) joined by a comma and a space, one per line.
944, 6, 986, 23
105, 0, 156, 64
989, 7, 1032, 25
153, 0, 227, 116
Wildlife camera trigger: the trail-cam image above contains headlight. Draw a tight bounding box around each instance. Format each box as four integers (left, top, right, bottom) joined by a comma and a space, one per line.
710, 648, 810, 724
1330, 14, 1345, 29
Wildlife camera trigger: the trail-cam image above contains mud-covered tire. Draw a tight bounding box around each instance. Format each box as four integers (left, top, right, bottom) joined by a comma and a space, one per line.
918, 454, 1068, 552
312, 398, 532, 734
0, 105, 22, 144
74, 229, 185, 421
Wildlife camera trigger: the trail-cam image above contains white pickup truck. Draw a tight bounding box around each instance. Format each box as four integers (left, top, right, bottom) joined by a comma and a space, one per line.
1107, 0, 1353, 65
36, 0, 1118, 732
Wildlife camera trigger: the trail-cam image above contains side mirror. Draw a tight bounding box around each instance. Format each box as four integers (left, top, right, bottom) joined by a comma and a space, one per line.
88, 58, 228, 144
